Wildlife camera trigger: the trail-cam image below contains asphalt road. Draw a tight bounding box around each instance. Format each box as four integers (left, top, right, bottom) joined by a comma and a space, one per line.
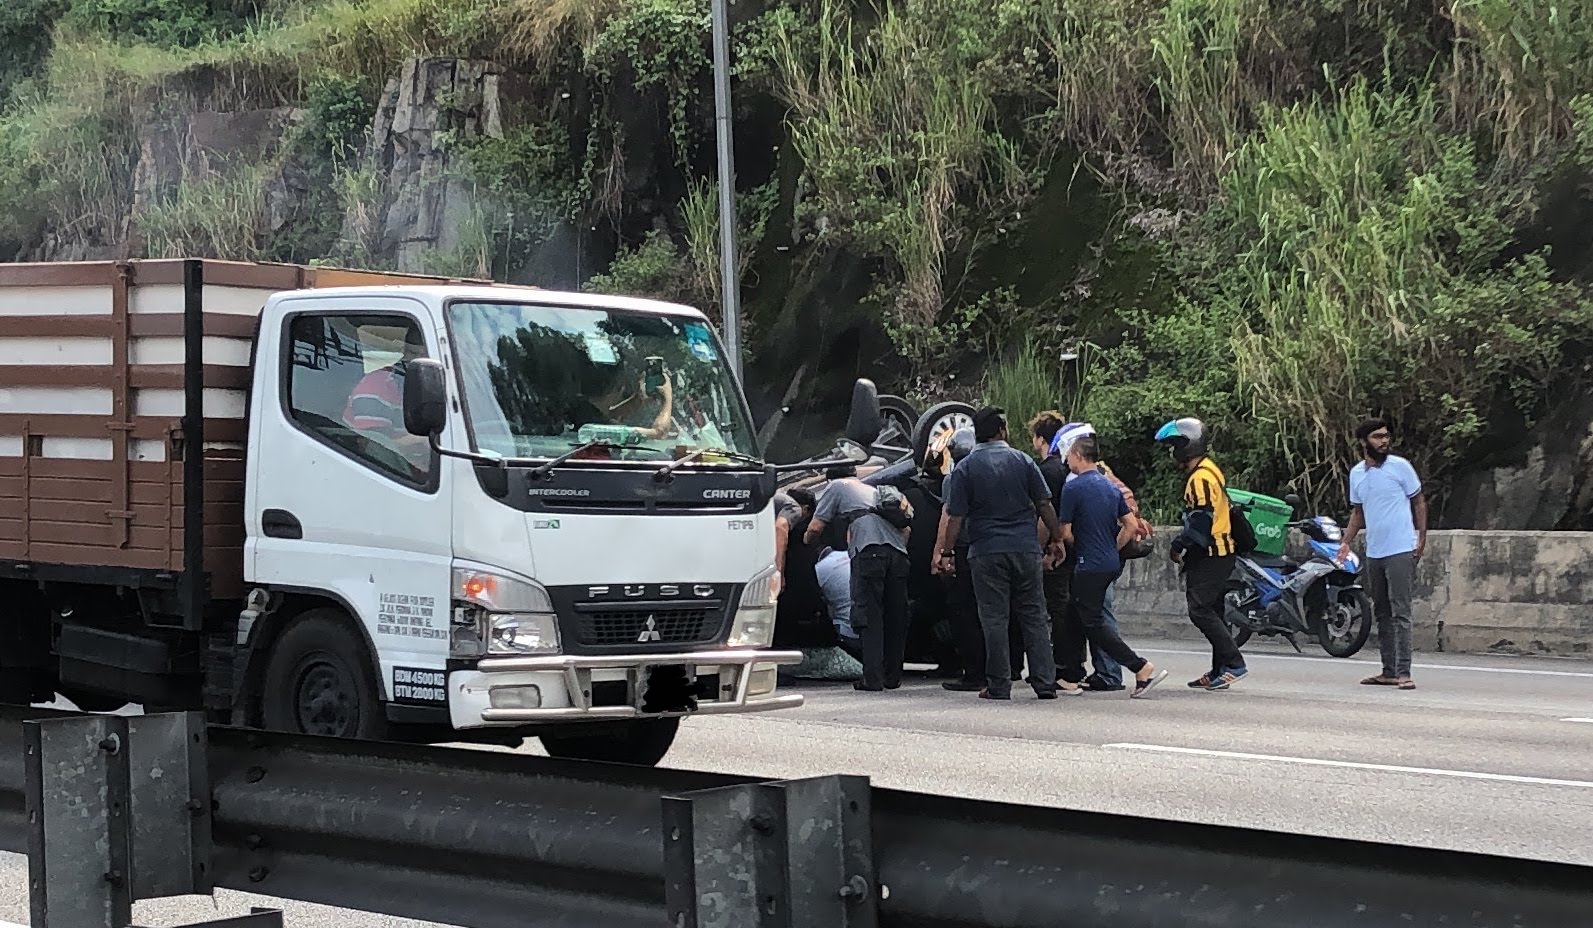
2, 638, 1590, 927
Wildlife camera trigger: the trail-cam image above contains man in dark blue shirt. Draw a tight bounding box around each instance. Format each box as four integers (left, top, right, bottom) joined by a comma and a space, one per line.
933, 408, 1065, 700
1056, 436, 1167, 697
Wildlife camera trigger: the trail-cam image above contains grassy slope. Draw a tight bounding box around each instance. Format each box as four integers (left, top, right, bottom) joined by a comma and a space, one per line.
2, 0, 1592, 516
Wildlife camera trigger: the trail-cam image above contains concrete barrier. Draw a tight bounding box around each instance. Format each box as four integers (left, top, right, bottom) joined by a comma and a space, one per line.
1112, 530, 1593, 657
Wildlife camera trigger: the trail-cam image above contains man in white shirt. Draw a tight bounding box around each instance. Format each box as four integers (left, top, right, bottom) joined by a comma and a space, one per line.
1338, 418, 1427, 690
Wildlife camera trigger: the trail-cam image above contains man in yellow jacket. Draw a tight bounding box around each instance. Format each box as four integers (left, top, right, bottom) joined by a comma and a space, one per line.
1155, 417, 1249, 691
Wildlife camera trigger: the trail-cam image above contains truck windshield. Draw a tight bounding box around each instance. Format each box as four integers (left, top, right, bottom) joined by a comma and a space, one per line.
446, 300, 759, 463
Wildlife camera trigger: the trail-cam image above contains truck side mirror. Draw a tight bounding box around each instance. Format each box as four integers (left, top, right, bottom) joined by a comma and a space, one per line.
844, 378, 884, 447
404, 358, 449, 437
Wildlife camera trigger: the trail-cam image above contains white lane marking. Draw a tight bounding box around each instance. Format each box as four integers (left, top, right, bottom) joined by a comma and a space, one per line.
1137, 647, 1593, 678
1562, 718, 1593, 724
1107, 743, 1593, 789
2, 920, 28, 928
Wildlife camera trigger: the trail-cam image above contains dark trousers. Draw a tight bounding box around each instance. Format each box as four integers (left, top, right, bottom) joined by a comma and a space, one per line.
851, 545, 911, 689
1046, 568, 1127, 685
948, 549, 1022, 684
1061, 569, 1146, 678
1367, 552, 1415, 678
969, 552, 1056, 696
1185, 553, 1244, 674
1043, 567, 1077, 676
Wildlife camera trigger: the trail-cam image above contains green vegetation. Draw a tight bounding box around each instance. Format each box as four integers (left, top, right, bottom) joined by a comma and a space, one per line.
0, 0, 1591, 513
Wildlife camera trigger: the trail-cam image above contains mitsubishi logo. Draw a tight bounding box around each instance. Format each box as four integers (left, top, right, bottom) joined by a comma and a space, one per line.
637, 616, 663, 643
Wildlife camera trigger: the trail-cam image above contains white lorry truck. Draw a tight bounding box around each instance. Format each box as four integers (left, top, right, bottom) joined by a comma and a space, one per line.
0, 258, 872, 765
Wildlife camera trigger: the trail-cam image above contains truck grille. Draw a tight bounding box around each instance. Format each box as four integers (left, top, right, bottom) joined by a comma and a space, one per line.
574, 607, 721, 647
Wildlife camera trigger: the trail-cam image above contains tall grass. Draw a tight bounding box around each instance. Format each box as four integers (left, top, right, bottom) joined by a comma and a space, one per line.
983, 338, 1071, 433
1150, 0, 1254, 190
0, 94, 138, 251
331, 158, 386, 267
141, 162, 274, 259
1447, 0, 1593, 168
1222, 80, 1593, 500
681, 176, 719, 310
766, 0, 1025, 328
496, 0, 626, 66
1029, 0, 1158, 158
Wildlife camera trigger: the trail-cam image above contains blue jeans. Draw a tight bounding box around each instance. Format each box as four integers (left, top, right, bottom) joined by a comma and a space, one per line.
1089, 587, 1123, 687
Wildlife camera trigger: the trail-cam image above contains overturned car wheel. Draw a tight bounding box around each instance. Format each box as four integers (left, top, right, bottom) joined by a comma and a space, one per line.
913, 401, 977, 472
877, 394, 919, 447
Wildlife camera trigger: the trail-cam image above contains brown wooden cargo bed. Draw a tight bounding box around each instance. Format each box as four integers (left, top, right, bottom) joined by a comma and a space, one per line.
0, 258, 481, 626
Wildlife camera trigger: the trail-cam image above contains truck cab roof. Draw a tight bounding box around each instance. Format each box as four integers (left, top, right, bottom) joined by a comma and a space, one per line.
268, 284, 710, 321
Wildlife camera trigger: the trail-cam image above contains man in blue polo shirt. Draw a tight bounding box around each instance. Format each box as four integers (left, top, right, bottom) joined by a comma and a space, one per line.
1055, 435, 1166, 697
1338, 418, 1427, 691
933, 407, 1065, 700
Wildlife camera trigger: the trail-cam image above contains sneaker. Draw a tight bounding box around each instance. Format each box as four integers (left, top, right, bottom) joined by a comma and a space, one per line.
978, 688, 1012, 701
942, 679, 983, 692
1083, 675, 1126, 693
1205, 666, 1249, 691
1036, 689, 1058, 700
1187, 673, 1215, 689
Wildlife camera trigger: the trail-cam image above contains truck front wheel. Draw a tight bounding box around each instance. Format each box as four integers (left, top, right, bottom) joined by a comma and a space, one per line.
261, 609, 387, 740
541, 718, 680, 767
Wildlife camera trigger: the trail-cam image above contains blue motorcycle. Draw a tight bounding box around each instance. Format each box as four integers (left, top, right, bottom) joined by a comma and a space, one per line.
1223, 497, 1371, 658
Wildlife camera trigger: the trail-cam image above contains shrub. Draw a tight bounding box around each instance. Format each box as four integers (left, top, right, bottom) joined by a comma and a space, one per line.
583, 230, 692, 303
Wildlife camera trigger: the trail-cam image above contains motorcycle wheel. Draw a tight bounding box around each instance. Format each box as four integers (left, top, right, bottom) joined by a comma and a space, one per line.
1222, 588, 1254, 648
1314, 588, 1372, 658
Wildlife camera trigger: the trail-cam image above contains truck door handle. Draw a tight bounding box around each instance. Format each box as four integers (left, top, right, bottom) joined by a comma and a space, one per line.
262, 509, 303, 540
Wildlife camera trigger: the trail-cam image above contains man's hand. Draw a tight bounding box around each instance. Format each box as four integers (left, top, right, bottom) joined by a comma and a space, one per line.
1335, 542, 1352, 565
1414, 538, 1425, 561
1045, 537, 1066, 564
1169, 547, 1184, 566
933, 553, 955, 576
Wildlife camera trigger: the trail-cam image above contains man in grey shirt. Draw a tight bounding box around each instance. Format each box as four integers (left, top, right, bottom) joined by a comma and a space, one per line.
933, 408, 1065, 700
806, 465, 913, 691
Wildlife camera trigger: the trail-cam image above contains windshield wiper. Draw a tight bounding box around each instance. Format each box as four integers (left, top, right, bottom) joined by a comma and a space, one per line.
654, 446, 764, 481
529, 440, 622, 481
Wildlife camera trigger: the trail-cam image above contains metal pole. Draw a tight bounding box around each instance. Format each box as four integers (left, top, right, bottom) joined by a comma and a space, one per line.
710, 0, 743, 381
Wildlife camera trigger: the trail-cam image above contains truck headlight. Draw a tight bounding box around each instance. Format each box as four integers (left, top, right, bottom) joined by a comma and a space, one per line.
488, 612, 560, 654
451, 566, 560, 657
727, 566, 780, 648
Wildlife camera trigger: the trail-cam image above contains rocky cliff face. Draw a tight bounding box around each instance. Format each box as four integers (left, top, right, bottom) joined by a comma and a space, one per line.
346, 58, 506, 274
30, 56, 516, 276
1444, 393, 1593, 531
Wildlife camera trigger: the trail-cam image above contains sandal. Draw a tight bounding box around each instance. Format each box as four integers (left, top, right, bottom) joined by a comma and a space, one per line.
1360, 675, 1399, 686
1131, 667, 1168, 699
1397, 678, 1416, 690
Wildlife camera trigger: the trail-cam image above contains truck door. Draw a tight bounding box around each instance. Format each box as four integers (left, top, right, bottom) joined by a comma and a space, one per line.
248, 296, 453, 715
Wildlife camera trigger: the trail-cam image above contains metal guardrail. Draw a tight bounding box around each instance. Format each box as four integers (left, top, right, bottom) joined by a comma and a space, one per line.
1, 705, 1590, 928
